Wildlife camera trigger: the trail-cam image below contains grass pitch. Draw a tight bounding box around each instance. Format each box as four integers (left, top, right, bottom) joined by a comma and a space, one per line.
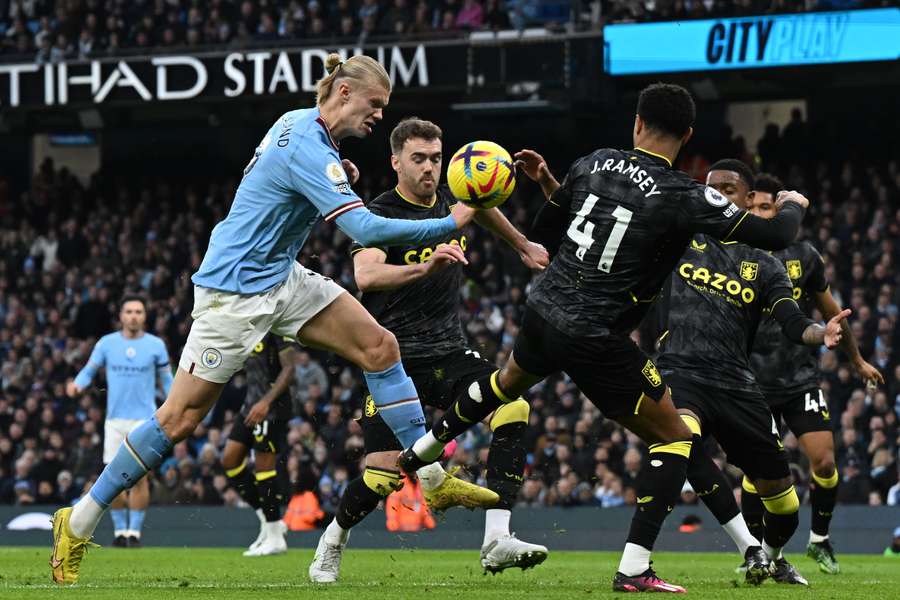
0, 546, 893, 599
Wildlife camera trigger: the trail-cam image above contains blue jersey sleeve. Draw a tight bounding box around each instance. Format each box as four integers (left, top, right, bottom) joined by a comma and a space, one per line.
287, 137, 364, 222
74, 338, 106, 389
155, 339, 173, 396
286, 136, 458, 247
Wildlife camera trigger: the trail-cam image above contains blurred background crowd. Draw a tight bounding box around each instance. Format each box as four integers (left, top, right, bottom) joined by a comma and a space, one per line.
2, 0, 894, 64
0, 106, 898, 517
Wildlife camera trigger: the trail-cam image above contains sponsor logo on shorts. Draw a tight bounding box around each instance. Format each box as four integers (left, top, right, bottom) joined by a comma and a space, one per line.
786, 259, 802, 280
642, 360, 662, 387
201, 348, 223, 369
740, 261, 759, 281
364, 395, 377, 417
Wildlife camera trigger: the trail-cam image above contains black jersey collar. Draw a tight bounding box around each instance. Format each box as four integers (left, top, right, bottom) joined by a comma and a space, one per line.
633, 147, 673, 167
395, 186, 437, 209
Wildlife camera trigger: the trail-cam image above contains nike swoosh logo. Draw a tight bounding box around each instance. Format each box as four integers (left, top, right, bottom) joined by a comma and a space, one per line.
50, 523, 63, 569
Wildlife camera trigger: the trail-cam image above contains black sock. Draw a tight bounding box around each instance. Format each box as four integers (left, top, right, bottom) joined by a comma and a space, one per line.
226, 462, 260, 510
255, 471, 283, 522
763, 510, 799, 550
432, 371, 509, 443
625, 440, 691, 550
335, 476, 385, 530
486, 422, 528, 510
686, 435, 740, 525
741, 480, 765, 543
810, 475, 838, 538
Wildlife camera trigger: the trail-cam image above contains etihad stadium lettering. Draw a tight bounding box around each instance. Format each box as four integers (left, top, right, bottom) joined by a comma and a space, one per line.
0, 45, 428, 108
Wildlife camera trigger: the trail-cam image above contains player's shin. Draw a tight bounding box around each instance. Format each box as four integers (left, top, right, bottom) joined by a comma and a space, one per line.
484, 399, 529, 544
331, 467, 401, 541
226, 460, 261, 509
255, 470, 283, 522
416, 371, 514, 462
364, 363, 427, 449
619, 438, 692, 576
741, 477, 766, 543
70, 416, 173, 539
809, 469, 838, 542
761, 485, 800, 558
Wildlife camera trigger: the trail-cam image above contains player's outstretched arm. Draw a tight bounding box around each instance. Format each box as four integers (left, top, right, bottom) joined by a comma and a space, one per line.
723, 197, 806, 250
815, 289, 885, 386
514, 149, 560, 200
771, 296, 848, 349
335, 204, 476, 248
474, 208, 549, 270
353, 245, 467, 292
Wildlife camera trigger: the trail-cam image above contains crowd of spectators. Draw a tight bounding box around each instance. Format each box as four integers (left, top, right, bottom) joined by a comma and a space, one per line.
0, 113, 898, 522
2, 0, 892, 64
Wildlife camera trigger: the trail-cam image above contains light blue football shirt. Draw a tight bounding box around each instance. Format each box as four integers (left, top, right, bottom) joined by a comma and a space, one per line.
192, 108, 364, 294
74, 332, 171, 420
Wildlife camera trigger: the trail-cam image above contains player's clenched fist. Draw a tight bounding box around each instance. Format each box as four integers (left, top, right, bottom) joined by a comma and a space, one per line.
775, 190, 809, 210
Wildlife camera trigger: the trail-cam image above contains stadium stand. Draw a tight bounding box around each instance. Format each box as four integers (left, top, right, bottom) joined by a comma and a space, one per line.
0, 109, 897, 514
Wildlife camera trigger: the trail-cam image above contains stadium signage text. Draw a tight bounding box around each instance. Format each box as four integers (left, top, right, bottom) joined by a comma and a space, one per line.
0, 45, 428, 108
603, 8, 900, 75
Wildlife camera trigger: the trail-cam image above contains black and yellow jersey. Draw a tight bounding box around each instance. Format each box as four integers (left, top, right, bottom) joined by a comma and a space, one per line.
750, 240, 829, 400
657, 235, 795, 393
242, 333, 297, 421
526, 147, 804, 338
349, 185, 468, 363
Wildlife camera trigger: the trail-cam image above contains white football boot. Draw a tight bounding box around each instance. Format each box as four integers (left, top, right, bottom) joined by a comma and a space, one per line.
308, 530, 349, 583
243, 520, 287, 557
480, 533, 548, 573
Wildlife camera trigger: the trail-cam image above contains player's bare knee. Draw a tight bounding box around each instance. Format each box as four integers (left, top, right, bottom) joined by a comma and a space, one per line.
365, 451, 397, 471
812, 457, 836, 479
360, 327, 400, 371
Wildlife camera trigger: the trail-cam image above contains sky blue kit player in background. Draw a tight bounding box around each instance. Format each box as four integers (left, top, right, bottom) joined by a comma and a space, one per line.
50, 53, 494, 585
67, 295, 172, 548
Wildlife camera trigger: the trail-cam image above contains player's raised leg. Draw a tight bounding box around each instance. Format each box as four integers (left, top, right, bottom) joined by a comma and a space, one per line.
295, 292, 496, 503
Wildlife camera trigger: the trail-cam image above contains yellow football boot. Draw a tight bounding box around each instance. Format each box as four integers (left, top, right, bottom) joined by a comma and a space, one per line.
50, 507, 97, 585
423, 466, 499, 512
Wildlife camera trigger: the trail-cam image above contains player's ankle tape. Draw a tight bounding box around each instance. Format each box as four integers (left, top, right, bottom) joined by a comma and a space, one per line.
762, 485, 799, 514
363, 467, 402, 496
811, 470, 838, 489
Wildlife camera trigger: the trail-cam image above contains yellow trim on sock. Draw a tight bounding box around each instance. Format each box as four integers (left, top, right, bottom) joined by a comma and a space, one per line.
490, 399, 529, 430
762, 485, 800, 515
363, 467, 402, 496
490, 371, 515, 403
811, 470, 838, 489
648, 440, 692, 459
680, 414, 702, 436
254, 470, 277, 482
742, 476, 758, 494
225, 461, 247, 478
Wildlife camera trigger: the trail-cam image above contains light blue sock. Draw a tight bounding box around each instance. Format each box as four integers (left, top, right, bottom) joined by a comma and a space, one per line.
128, 510, 146, 536
90, 416, 173, 508
110, 509, 128, 535
364, 361, 426, 448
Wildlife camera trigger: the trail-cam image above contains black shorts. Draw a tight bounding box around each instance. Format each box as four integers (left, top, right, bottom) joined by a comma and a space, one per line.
669, 374, 790, 481
360, 348, 497, 454
228, 416, 287, 454
512, 307, 666, 419
767, 387, 833, 437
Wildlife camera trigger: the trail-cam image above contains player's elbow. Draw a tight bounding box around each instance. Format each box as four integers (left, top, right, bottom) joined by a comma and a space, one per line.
354, 269, 377, 293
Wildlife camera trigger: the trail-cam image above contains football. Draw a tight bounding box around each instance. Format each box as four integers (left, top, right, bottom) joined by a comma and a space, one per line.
446, 140, 517, 209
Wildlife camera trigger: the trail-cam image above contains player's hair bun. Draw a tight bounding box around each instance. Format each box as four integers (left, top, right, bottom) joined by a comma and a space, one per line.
324, 53, 343, 75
